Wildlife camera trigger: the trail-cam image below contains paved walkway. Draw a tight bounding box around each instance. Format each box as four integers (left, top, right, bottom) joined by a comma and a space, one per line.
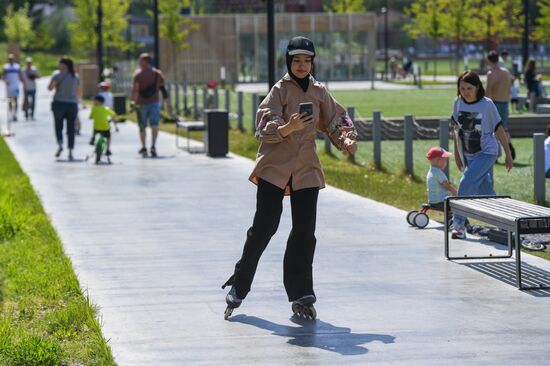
3, 81, 550, 365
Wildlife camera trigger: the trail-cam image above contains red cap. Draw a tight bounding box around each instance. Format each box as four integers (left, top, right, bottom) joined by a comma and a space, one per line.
426, 147, 451, 160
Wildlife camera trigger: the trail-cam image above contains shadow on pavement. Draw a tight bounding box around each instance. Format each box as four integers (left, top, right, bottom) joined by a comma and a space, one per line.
462, 261, 550, 297
229, 314, 395, 356
55, 158, 86, 163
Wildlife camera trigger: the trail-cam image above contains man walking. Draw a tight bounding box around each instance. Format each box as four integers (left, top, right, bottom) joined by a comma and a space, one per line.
21, 57, 40, 120
486, 50, 515, 159
131, 53, 170, 157
2, 54, 23, 122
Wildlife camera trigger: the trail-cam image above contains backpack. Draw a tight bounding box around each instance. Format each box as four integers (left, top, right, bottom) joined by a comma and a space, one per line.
138, 71, 158, 99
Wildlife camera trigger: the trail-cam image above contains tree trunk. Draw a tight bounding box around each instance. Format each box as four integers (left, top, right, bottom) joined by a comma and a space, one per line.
433, 39, 437, 82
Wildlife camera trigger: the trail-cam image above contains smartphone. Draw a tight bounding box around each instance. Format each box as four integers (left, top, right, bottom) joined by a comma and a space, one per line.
299, 102, 313, 116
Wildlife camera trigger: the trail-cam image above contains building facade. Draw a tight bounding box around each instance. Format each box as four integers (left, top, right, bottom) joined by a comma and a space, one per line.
160, 12, 377, 84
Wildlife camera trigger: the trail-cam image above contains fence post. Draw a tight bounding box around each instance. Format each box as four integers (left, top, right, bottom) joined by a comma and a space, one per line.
373, 110, 382, 169
192, 85, 198, 119
371, 67, 375, 90
252, 93, 258, 134
238, 91, 244, 132
418, 67, 422, 89
439, 119, 450, 178
534, 133, 546, 205
202, 88, 208, 112
183, 82, 188, 115
175, 83, 180, 115
225, 89, 230, 112
404, 114, 414, 175
347, 106, 356, 163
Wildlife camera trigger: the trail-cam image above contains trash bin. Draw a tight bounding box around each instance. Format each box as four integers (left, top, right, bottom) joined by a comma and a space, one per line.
113, 94, 127, 122
204, 110, 228, 157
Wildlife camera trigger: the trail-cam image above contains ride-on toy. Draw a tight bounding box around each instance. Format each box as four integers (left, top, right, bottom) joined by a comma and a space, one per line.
86, 133, 110, 164
406, 203, 444, 229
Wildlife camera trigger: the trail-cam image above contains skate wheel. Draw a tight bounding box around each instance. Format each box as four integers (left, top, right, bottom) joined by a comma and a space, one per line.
406, 211, 418, 226
306, 305, 317, 320
413, 212, 429, 229
224, 307, 233, 320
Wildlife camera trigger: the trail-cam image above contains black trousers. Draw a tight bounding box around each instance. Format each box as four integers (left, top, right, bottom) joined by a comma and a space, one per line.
230, 179, 319, 302
52, 101, 78, 149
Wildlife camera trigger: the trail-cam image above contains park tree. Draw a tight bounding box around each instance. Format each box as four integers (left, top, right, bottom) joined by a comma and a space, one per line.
68, 0, 131, 61
403, 0, 446, 80
323, 0, 366, 13
533, 0, 550, 43
439, 0, 478, 75
158, 0, 199, 82
3, 4, 33, 49
469, 0, 523, 50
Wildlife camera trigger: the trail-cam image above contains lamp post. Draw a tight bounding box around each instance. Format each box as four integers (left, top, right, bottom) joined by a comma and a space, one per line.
96, 0, 104, 82
267, 0, 276, 89
381, 6, 388, 81
522, 0, 529, 67
153, 0, 160, 68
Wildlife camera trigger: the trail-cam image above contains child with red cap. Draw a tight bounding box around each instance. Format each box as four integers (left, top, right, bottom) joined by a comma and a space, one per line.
426, 147, 457, 212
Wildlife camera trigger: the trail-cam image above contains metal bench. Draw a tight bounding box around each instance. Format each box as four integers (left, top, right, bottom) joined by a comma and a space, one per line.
444, 195, 550, 290
175, 120, 205, 153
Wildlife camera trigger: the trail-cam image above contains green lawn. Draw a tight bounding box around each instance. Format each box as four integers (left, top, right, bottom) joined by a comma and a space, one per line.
159, 118, 550, 260
172, 88, 533, 133
0, 138, 116, 365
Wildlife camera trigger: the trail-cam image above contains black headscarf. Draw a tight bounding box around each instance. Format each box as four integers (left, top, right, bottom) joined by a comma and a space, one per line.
286, 36, 316, 92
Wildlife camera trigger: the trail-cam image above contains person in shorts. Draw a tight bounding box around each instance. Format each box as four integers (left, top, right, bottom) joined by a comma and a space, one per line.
2, 54, 23, 122
426, 147, 457, 217
131, 53, 170, 157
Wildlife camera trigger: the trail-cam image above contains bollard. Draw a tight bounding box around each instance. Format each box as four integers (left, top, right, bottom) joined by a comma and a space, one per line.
439, 119, 450, 178
175, 83, 180, 115
371, 67, 375, 90
373, 110, 382, 169
347, 106, 356, 163
404, 115, 414, 175
238, 91, 244, 132
418, 67, 422, 89
324, 135, 332, 155
252, 93, 258, 134
214, 87, 219, 109
225, 89, 230, 113
193, 85, 198, 118
534, 133, 546, 205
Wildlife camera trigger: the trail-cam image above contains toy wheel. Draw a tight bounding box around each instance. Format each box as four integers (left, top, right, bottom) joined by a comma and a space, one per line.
414, 212, 429, 229
406, 211, 418, 226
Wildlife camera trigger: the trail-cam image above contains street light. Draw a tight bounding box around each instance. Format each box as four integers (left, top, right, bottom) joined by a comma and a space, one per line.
267, 0, 275, 89
153, 0, 160, 68
522, 0, 529, 67
381, 6, 388, 81
96, 0, 104, 82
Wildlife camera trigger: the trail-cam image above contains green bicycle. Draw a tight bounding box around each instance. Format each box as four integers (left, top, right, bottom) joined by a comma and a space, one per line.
85, 132, 111, 164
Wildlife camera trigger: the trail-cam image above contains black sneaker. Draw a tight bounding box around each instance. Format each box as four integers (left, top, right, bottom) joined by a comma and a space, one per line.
150, 146, 157, 158
55, 146, 63, 158
89, 137, 95, 146
138, 147, 147, 156
106, 149, 112, 156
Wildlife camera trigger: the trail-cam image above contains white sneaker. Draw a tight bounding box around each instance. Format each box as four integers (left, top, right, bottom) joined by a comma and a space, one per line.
451, 227, 466, 239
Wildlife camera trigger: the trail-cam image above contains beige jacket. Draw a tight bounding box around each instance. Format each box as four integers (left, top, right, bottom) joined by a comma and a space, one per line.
249, 74, 357, 194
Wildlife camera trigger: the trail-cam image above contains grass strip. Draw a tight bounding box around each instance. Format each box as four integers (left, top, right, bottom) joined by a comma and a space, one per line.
0, 137, 116, 366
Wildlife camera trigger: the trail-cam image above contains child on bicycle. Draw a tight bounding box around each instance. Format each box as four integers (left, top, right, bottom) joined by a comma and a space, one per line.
89, 94, 118, 156
426, 146, 457, 212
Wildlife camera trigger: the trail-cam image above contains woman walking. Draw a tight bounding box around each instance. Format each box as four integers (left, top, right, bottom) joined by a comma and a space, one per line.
222, 36, 357, 320
48, 56, 80, 160
450, 71, 513, 239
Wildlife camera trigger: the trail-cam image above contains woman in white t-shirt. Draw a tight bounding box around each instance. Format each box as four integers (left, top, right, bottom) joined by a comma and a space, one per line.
450, 71, 513, 239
